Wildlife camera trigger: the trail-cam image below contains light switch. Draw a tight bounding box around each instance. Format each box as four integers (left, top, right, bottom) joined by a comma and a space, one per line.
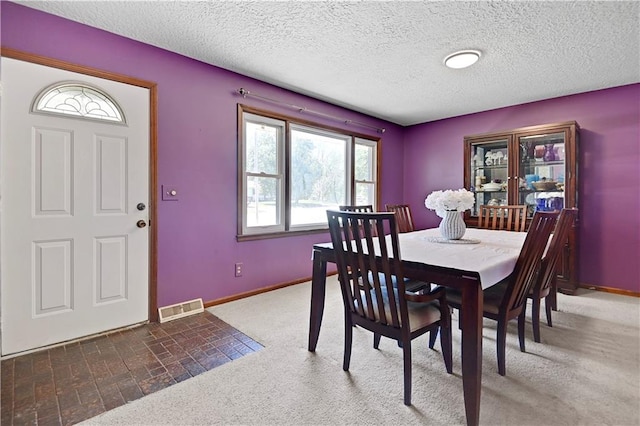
162, 185, 179, 201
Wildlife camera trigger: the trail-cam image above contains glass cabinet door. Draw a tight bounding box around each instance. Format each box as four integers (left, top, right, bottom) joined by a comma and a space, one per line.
463, 121, 579, 293
517, 132, 566, 218
468, 137, 510, 216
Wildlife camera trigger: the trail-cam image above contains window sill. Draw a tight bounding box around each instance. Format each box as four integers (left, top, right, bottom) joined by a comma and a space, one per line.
237, 227, 329, 242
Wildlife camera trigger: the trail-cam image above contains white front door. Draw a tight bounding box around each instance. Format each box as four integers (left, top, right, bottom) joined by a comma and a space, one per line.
1, 57, 150, 356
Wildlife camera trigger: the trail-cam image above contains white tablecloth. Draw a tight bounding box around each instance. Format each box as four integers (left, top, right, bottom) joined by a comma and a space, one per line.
398, 228, 526, 289
317, 227, 527, 290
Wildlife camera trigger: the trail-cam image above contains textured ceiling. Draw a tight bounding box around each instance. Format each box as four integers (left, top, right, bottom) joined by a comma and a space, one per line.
16, 1, 640, 126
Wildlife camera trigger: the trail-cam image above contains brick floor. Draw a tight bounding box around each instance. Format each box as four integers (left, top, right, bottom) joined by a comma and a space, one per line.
1, 311, 262, 425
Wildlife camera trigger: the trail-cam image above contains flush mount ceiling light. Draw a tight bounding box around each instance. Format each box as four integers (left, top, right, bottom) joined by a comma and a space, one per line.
444, 50, 481, 69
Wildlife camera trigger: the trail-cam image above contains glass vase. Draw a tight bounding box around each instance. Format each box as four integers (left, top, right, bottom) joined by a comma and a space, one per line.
439, 210, 466, 240
543, 143, 555, 161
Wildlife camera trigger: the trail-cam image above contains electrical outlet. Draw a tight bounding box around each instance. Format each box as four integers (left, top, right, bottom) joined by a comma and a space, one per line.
234, 262, 243, 277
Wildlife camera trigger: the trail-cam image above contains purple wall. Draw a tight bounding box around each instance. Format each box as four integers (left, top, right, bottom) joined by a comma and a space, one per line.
2, 2, 638, 301
1, 2, 405, 306
404, 85, 640, 292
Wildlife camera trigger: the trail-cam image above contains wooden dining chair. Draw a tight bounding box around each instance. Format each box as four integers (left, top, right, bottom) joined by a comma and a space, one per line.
340, 204, 376, 237
527, 208, 578, 342
385, 204, 415, 233
326, 210, 453, 405
339, 204, 374, 212
444, 211, 559, 376
342, 204, 418, 295
478, 205, 527, 232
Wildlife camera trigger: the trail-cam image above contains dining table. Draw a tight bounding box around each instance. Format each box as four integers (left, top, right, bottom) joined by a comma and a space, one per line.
307, 227, 528, 426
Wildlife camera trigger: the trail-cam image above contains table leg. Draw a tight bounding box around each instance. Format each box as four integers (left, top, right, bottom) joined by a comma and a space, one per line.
461, 281, 483, 426
308, 248, 328, 352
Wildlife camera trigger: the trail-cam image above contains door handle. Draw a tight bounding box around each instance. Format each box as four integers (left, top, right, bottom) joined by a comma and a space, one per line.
136, 220, 147, 228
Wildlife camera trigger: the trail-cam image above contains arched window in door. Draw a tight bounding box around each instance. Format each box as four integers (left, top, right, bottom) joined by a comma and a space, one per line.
32, 81, 126, 124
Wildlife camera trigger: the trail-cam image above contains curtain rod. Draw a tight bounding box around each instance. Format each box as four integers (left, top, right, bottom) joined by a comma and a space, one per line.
237, 88, 385, 134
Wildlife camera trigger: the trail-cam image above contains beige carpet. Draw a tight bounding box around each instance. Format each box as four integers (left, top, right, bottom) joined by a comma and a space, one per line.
84, 276, 640, 425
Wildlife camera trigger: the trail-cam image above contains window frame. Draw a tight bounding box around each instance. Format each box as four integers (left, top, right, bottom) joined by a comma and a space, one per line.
237, 104, 381, 241
353, 137, 378, 209
240, 112, 286, 235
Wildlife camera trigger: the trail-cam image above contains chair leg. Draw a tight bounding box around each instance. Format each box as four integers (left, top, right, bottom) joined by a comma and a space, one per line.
544, 295, 553, 327
518, 311, 526, 352
440, 325, 453, 374
373, 333, 381, 349
343, 317, 353, 371
402, 338, 412, 406
532, 296, 542, 343
497, 320, 507, 376
428, 328, 438, 349
550, 279, 558, 311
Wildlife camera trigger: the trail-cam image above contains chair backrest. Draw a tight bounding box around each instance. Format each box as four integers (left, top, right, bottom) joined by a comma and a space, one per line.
535, 208, 578, 294
339, 205, 374, 212
478, 205, 527, 232
326, 210, 409, 330
501, 211, 559, 314
340, 205, 376, 237
385, 204, 415, 233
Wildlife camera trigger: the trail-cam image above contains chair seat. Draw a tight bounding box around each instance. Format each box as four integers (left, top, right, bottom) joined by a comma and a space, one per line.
406, 299, 442, 332
364, 272, 429, 297
444, 279, 509, 316
356, 285, 442, 333
367, 271, 414, 287
529, 285, 550, 298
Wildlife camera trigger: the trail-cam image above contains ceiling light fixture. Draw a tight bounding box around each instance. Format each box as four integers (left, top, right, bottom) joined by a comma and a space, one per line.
444, 50, 481, 69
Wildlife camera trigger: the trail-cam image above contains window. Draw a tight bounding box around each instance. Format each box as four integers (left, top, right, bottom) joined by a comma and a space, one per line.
238, 106, 379, 239
242, 114, 285, 234
289, 125, 349, 228
354, 138, 377, 206
33, 81, 126, 123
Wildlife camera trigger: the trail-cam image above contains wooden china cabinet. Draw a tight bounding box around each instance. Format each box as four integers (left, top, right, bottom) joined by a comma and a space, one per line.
463, 121, 580, 294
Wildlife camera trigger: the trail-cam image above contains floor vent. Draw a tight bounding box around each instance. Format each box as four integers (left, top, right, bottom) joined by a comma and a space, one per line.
158, 298, 204, 323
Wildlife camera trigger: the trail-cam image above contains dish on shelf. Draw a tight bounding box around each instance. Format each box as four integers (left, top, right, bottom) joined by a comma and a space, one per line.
525, 193, 536, 205
532, 180, 557, 191
482, 182, 502, 191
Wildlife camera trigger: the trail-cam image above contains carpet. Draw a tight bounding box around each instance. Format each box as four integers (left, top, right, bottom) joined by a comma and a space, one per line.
83, 276, 640, 425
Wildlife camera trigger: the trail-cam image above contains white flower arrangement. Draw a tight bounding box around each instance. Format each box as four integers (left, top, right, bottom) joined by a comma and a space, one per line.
424, 188, 475, 218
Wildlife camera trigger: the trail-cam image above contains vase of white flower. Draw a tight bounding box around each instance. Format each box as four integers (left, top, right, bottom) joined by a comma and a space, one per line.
439, 210, 467, 239
424, 188, 475, 240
